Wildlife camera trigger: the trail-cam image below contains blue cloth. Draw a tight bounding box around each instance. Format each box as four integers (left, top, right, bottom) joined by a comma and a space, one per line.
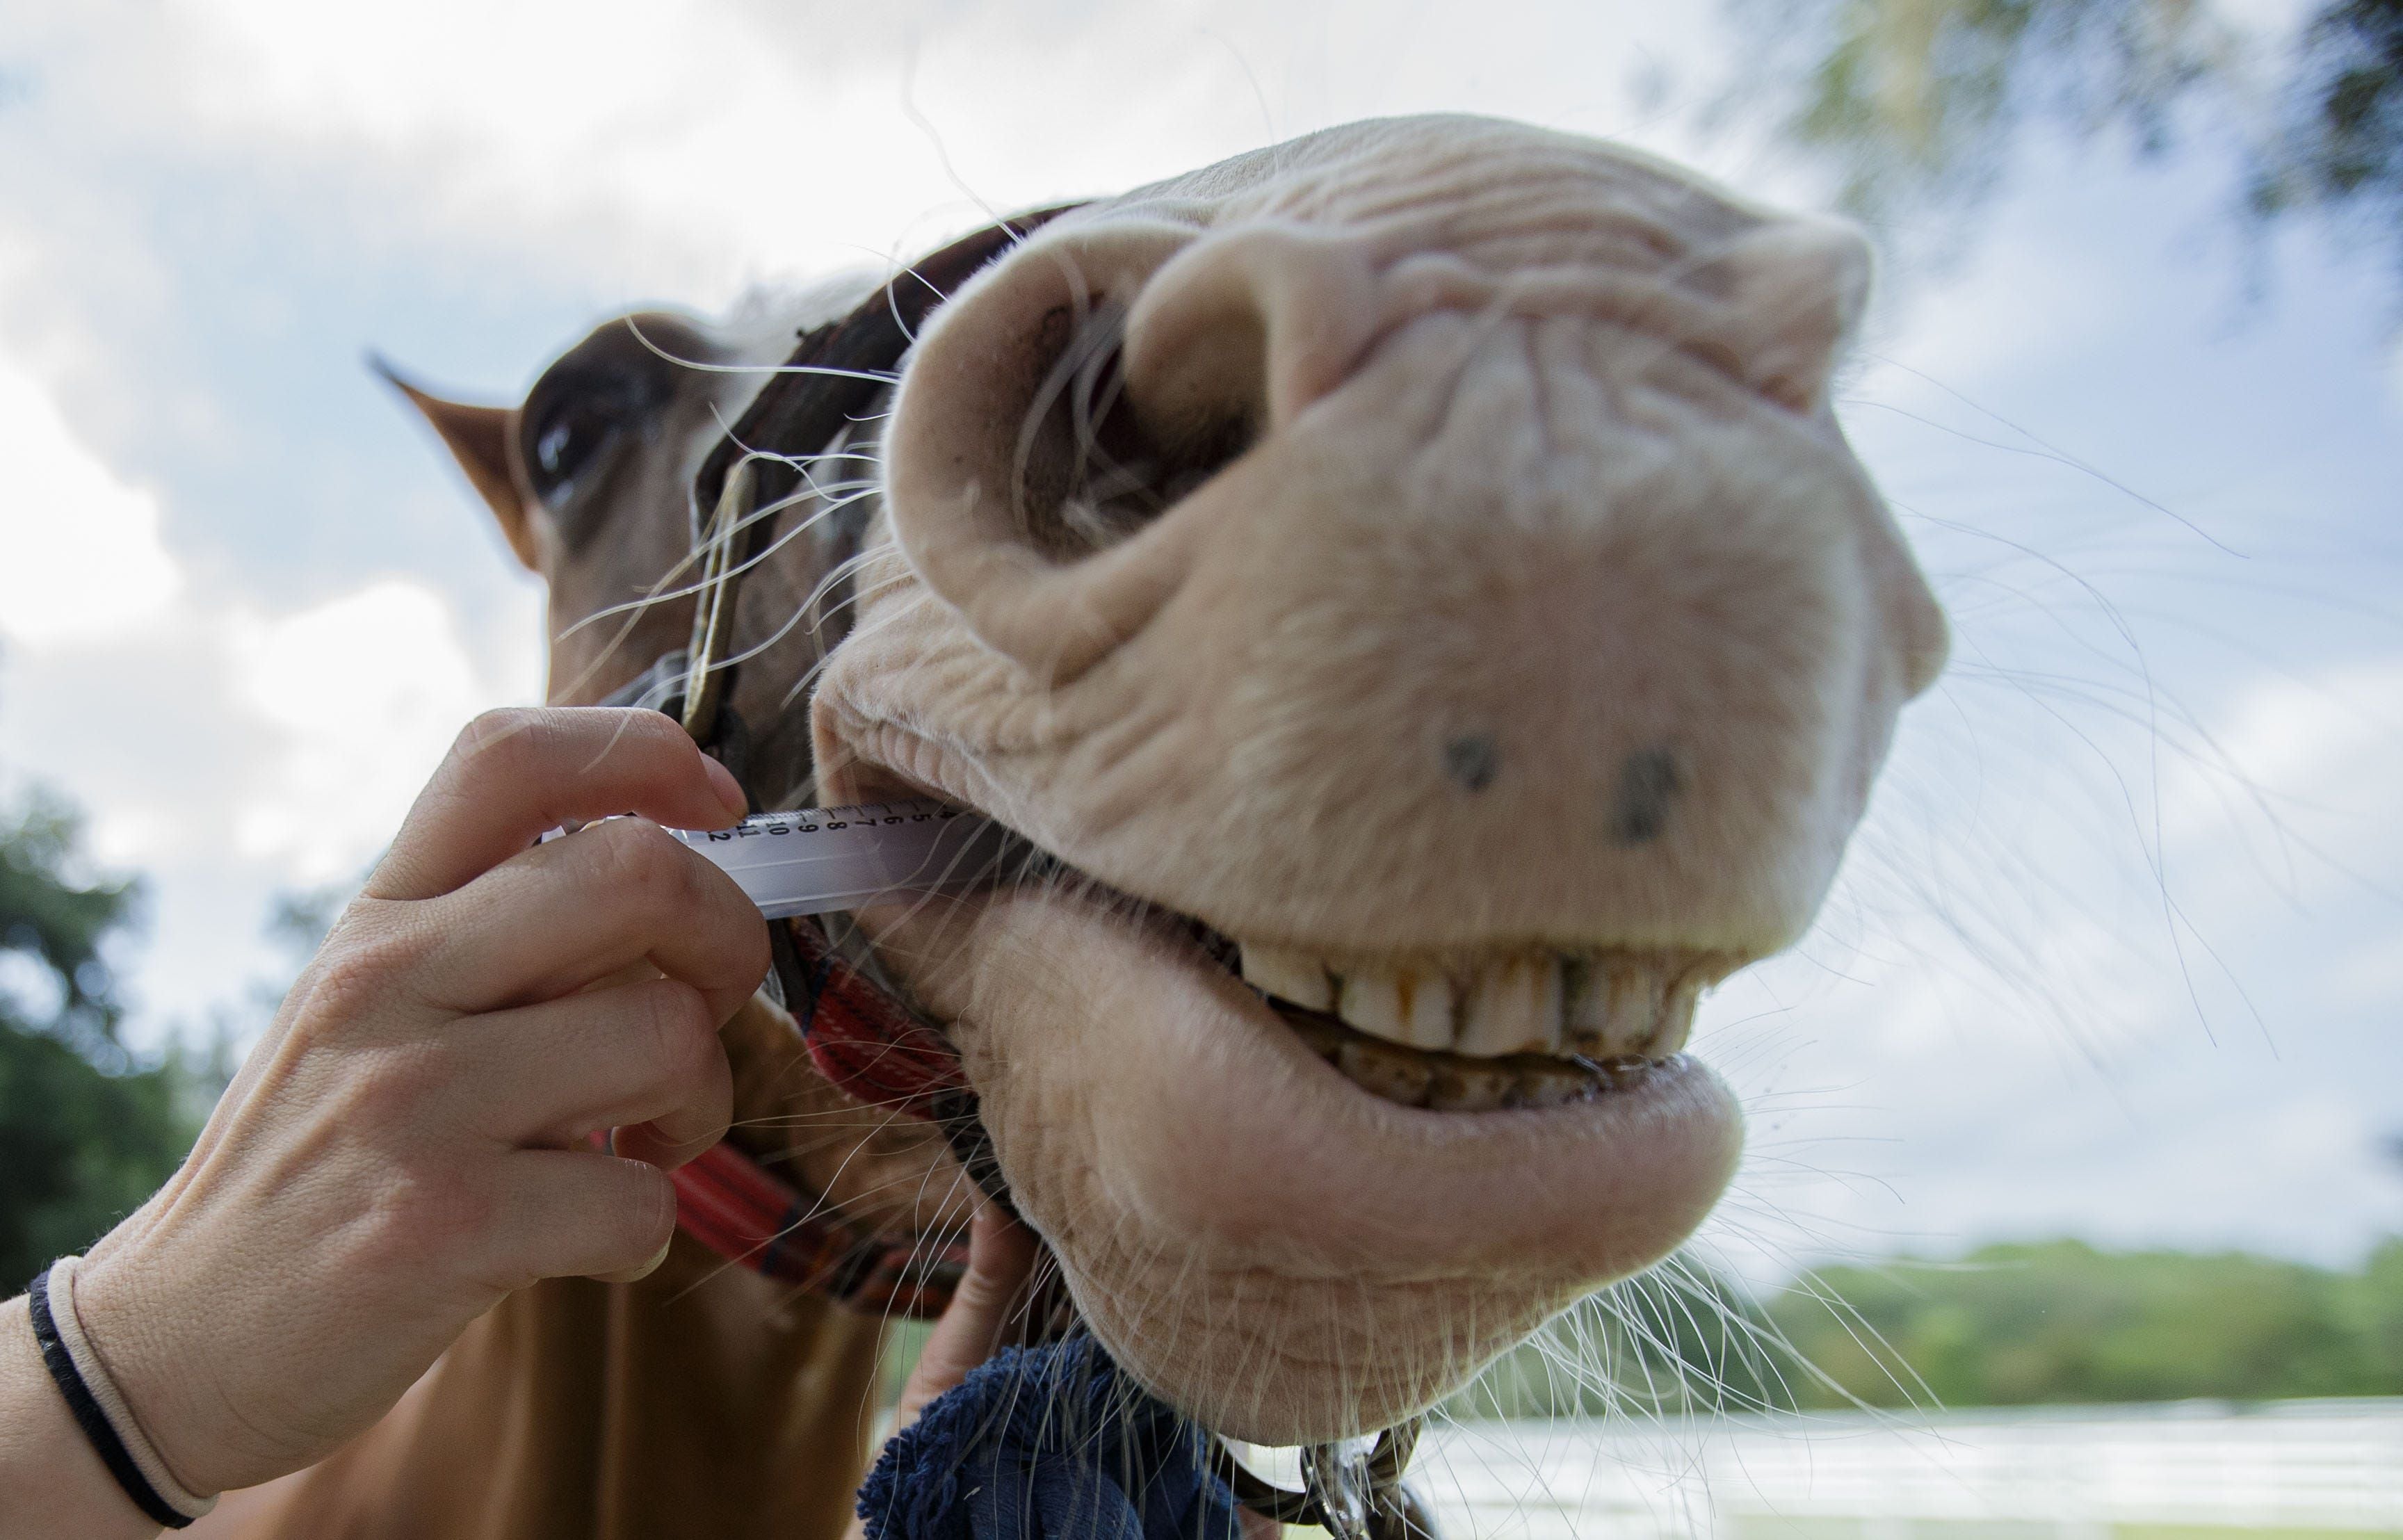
856, 1336, 1247, 1540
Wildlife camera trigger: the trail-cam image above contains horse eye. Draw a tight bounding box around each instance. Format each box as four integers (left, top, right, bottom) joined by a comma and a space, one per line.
518, 314, 700, 524
527, 394, 630, 507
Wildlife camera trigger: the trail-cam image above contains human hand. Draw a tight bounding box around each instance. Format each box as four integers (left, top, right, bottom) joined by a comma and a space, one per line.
65, 707, 768, 1500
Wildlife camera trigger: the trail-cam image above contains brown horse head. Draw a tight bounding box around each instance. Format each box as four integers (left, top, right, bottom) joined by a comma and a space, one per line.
397, 114, 1945, 1450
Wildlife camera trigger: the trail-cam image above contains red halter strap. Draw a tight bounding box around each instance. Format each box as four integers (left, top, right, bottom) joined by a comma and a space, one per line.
667, 1143, 964, 1318
659, 902, 1022, 1320
782, 918, 973, 1117
656, 923, 976, 1318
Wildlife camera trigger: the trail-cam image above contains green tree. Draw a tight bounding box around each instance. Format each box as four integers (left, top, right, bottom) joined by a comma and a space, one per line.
1761, 1239, 2403, 1408
1732, 0, 2403, 290
0, 788, 201, 1289
2336, 1235, 2403, 1387
1451, 1239, 2403, 1417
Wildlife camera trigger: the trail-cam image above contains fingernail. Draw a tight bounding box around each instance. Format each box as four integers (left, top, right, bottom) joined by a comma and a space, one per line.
627, 1235, 674, 1282
700, 754, 747, 822
599, 1234, 675, 1286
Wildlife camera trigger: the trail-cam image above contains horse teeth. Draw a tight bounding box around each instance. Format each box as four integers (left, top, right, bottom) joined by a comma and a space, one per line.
1336, 966, 1408, 1038
1593, 1054, 1655, 1089
1646, 975, 1702, 1057
1423, 1059, 1516, 1111
1336, 1037, 1434, 1107
1240, 942, 1334, 1011
1284, 1010, 1348, 1062
1567, 960, 1660, 1057
1455, 955, 1562, 1057
1240, 935, 1709, 1102
1512, 1062, 1597, 1109
1398, 970, 1456, 1051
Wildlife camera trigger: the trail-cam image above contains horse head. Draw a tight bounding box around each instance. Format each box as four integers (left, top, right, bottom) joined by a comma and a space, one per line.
394, 113, 1945, 1453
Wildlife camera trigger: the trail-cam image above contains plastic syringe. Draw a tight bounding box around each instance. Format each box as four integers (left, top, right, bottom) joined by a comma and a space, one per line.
660, 798, 1028, 919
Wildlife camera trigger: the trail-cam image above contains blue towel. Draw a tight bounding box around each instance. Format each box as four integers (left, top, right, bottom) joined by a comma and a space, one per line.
856, 1336, 1248, 1540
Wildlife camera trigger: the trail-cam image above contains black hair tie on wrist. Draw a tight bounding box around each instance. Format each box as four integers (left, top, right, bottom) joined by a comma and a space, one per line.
26, 1265, 193, 1530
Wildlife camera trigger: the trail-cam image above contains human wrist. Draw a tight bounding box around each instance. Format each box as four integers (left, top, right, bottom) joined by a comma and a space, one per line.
0, 1290, 163, 1540
35, 1255, 222, 1525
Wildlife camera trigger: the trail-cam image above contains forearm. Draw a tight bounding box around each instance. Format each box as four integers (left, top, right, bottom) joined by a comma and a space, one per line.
0, 1294, 161, 1540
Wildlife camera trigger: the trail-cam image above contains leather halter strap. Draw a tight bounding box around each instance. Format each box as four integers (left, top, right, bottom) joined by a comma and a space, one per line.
618, 206, 1080, 1316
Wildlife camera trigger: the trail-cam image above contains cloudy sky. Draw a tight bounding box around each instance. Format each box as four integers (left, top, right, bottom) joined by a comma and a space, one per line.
1, 0, 2395, 1278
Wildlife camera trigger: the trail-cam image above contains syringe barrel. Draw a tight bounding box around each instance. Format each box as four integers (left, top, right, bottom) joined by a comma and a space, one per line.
664, 798, 1021, 919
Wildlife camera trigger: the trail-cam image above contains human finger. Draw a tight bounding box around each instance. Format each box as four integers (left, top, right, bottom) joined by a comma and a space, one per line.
481, 1148, 680, 1287
441, 978, 733, 1165
408, 816, 770, 1020
367, 707, 747, 903
893, 1206, 1042, 1426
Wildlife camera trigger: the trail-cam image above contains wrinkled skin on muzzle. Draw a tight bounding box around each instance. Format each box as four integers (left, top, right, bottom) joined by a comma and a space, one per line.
408, 113, 1946, 1452
807, 116, 1946, 1442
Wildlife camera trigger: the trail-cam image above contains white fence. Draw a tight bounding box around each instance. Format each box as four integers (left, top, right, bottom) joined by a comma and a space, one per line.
1409, 1400, 2403, 1539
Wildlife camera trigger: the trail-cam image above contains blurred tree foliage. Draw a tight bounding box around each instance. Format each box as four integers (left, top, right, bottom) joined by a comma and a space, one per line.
0, 788, 206, 1290
1772, 1239, 2403, 1406
1455, 1239, 2403, 1417
1733, 0, 2403, 282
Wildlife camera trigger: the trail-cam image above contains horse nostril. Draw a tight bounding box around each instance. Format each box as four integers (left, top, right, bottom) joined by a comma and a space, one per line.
1443, 733, 1500, 793
1610, 748, 1683, 846
1124, 225, 1383, 439
1013, 300, 1255, 559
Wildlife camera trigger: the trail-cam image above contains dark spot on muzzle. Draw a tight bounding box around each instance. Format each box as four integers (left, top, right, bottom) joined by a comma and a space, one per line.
1443, 733, 1499, 793
1611, 748, 1682, 845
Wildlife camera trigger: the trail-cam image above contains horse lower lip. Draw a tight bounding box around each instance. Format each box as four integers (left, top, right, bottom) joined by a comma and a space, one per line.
867, 875, 1744, 1441
936, 884, 1743, 1253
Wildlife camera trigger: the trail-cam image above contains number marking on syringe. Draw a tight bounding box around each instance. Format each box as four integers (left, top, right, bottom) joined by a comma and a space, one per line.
664, 797, 1024, 918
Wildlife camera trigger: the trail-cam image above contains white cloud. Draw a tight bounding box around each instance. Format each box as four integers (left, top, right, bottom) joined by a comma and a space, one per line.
2169, 656, 2403, 861
2210, 0, 2320, 43
1701, 645, 2403, 1276
70, 0, 1232, 303
0, 352, 181, 647
22, 0, 1741, 309
0, 323, 539, 1042
231, 581, 492, 883
0, 567, 540, 1041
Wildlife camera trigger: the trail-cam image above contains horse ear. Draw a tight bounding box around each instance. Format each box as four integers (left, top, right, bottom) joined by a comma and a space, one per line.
1708, 220, 1872, 415
369, 355, 542, 572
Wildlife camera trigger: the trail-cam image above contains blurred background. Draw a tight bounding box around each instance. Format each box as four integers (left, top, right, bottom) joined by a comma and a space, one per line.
1, 0, 2397, 1533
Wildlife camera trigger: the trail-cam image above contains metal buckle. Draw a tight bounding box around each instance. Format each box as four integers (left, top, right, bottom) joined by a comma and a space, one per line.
1215, 1420, 1439, 1540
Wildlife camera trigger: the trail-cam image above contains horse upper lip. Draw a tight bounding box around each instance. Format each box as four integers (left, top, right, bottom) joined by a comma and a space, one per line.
846, 754, 1731, 1092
